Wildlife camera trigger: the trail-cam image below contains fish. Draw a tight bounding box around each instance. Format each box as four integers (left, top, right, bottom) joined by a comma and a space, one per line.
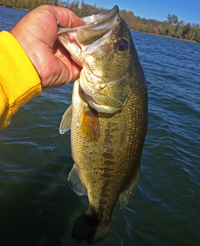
58, 5, 148, 244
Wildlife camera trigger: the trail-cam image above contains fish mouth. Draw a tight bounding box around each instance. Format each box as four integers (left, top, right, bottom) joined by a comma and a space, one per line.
81, 5, 119, 25
58, 5, 120, 45
57, 5, 122, 112
58, 5, 119, 31
57, 5, 122, 89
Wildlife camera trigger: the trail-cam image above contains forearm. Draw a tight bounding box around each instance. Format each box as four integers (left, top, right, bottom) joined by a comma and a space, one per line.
0, 31, 42, 130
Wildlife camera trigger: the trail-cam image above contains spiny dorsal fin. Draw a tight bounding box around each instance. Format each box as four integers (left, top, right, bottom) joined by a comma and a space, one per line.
119, 167, 140, 209
68, 164, 87, 196
59, 105, 72, 134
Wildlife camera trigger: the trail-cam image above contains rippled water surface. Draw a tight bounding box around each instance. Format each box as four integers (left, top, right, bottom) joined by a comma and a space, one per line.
0, 6, 200, 246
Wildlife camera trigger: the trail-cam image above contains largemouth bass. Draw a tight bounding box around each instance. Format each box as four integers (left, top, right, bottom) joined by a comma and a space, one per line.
58, 5, 148, 244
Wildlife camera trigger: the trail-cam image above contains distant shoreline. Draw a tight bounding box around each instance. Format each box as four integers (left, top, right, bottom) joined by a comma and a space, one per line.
0, 5, 29, 11
1, 5, 199, 45
132, 30, 199, 44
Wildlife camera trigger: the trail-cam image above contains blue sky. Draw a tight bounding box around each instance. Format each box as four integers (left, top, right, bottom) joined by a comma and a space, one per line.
81, 0, 200, 25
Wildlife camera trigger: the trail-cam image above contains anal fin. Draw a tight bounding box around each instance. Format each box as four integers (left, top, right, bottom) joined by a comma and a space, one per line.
68, 163, 87, 196
59, 105, 72, 134
119, 167, 140, 209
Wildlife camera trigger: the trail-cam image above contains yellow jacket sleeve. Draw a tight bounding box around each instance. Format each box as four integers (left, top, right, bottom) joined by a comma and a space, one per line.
0, 31, 42, 130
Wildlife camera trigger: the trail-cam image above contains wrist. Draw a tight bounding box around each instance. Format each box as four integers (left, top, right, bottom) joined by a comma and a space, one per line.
10, 28, 43, 82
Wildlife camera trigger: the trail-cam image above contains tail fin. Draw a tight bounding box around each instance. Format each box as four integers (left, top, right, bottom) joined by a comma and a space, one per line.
72, 213, 111, 244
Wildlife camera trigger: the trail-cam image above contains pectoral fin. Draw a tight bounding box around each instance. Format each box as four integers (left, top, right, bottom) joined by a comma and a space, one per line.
68, 163, 87, 196
119, 167, 140, 209
81, 107, 100, 142
59, 105, 72, 134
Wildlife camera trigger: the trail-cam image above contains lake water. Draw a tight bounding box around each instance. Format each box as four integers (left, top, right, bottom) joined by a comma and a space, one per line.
0, 6, 200, 246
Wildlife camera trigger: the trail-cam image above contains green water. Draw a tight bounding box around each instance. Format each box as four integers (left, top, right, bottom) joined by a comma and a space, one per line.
0, 6, 200, 246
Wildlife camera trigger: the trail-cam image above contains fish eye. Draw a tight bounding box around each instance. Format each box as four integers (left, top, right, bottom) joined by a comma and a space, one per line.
115, 39, 128, 52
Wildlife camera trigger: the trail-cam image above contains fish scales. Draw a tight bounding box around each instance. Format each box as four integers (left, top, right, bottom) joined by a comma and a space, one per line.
69, 82, 147, 244
58, 5, 148, 244
71, 82, 147, 213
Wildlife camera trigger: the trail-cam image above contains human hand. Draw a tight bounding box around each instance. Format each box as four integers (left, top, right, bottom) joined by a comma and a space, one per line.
10, 5, 85, 88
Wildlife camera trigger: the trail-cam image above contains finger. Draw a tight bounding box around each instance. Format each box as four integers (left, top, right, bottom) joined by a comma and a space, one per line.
47, 6, 85, 28
71, 60, 82, 81
54, 43, 82, 83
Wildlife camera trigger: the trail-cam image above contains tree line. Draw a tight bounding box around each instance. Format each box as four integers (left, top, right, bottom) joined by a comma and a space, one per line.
1, 0, 200, 43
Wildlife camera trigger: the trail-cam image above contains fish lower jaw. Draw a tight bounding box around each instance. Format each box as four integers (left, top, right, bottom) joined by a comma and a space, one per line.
57, 35, 84, 67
